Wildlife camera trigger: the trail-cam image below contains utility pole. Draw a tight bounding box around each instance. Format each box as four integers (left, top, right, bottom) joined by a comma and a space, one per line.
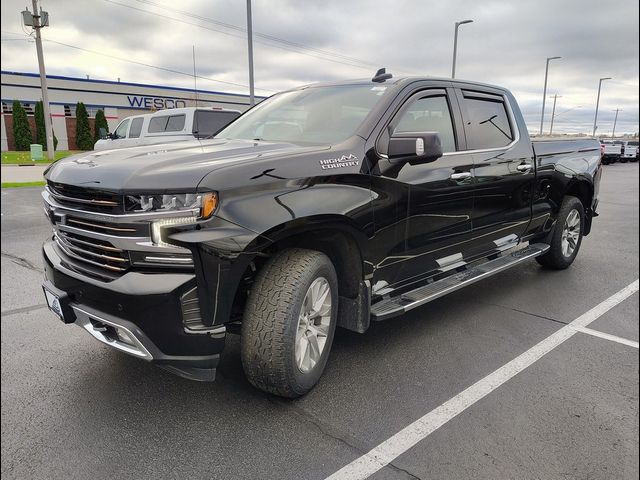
451, 19, 473, 79
592, 77, 612, 137
611, 109, 621, 139
246, 0, 255, 106
22, 0, 54, 160
539, 56, 561, 136
549, 94, 562, 136
192, 45, 198, 107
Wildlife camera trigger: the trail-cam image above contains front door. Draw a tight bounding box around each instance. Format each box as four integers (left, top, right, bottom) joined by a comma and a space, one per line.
372, 88, 476, 292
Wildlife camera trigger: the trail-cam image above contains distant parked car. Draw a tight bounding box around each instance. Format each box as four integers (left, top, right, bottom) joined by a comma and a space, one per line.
621, 140, 639, 162
601, 140, 622, 164
94, 107, 241, 151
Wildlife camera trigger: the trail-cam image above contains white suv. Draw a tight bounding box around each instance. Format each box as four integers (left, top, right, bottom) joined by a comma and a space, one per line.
94, 107, 241, 151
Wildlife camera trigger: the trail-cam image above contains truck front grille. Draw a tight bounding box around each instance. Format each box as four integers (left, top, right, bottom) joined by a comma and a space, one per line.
47, 182, 124, 213
44, 183, 194, 282
54, 231, 130, 281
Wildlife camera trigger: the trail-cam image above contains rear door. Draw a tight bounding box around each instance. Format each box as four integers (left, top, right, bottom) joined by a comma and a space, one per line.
455, 88, 536, 257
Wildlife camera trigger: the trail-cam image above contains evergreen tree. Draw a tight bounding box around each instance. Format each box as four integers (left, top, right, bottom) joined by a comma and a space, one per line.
12, 100, 32, 151
94, 109, 109, 143
35, 101, 59, 152
75, 102, 94, 150
35, 101, 46, 148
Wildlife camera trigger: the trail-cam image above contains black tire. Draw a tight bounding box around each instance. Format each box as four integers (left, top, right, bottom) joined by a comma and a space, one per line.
536, 195, 584, 270
241, 248, 338, 398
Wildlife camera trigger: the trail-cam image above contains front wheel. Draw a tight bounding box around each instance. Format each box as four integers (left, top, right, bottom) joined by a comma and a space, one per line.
241, 248, 338, 398
536, 195, 584, 269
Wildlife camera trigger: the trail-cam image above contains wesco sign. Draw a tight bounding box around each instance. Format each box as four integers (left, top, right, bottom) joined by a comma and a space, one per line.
127, 96, 187, 109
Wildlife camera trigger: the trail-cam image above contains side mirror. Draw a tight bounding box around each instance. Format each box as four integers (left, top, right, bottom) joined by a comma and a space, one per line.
387, 131, 443, 165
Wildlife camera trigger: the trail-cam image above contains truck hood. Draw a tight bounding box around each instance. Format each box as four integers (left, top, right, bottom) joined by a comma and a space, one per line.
45, 139, 327, 192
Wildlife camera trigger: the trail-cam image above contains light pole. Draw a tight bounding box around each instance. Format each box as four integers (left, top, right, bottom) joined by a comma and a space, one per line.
549, 94, 562, 135
592, 77, 612, 137
611, 109, 621, 139
451, 19, 473, 79
539, 56, 561, 136
246, 0, 255, 107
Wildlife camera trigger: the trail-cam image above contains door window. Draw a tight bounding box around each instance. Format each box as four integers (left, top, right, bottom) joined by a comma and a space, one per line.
392, 96, 456, 152
129, 118, 144, 138
114, 119, 130, 139
460, 93, 514, 150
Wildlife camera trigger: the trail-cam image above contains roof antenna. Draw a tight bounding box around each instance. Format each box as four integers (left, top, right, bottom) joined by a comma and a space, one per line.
372, 68, 392, 83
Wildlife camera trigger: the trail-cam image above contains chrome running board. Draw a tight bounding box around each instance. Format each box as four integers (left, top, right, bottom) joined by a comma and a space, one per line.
370, 243, 550, 321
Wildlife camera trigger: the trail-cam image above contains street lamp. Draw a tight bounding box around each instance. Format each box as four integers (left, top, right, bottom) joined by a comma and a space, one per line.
548, 94, 562, 135
451, 19, 473, 79
611, 109, 622, 139
592, 77, 612, 137
539, 56, 561, 135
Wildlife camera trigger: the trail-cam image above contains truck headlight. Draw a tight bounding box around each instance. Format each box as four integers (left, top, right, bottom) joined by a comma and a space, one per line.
127, 192, 217, 219
126, 192, 217, 247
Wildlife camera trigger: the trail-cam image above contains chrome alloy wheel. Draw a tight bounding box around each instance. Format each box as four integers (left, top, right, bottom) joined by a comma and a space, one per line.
561, 209, 581, 257
295, 277, 332, 373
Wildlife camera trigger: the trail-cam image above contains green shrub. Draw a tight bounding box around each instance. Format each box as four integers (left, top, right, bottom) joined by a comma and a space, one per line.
35, 101, 59, 152
12, 100, 32, 151
75, 102, 93, 150
94, 109, 109, 143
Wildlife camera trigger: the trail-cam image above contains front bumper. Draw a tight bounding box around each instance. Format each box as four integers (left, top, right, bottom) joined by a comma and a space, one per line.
43, 240, 225, 381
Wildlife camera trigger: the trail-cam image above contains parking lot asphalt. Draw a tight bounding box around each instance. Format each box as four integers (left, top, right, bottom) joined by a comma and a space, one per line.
1, 162, 638, 480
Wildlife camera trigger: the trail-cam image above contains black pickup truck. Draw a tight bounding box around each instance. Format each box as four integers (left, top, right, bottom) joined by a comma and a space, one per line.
42, 72, 602, 397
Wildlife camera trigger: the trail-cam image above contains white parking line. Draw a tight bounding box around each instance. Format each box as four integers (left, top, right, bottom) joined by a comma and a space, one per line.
571, 326, 639, 349
325, 279, 639, 480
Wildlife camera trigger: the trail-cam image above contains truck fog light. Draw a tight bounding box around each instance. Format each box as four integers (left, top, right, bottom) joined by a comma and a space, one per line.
151, 216, 197, 247
115, 327, 136, 346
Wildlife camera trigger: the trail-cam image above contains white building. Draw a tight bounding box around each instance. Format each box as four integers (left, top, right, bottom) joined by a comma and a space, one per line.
1, 71, 264, 151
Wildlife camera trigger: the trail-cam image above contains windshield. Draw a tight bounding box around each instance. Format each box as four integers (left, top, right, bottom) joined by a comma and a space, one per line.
216, 84, 389, 145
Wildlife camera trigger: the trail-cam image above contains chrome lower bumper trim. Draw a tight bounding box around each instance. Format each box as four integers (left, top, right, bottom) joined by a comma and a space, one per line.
72, 305, 153, 360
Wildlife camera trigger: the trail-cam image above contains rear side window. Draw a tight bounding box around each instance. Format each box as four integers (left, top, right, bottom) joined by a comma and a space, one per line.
393, 95, 456, 152
461, 92, 514, 150
129, 118, 144, 138
193, 110, 241, 138
148, 114, 186, 133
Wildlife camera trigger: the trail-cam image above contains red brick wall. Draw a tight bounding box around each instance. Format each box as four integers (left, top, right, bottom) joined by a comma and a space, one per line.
3, 114, 37, 151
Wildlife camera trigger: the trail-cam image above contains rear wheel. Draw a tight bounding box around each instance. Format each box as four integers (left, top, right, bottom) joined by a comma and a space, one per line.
536, 195, 584, 269
241, 248, 338, 398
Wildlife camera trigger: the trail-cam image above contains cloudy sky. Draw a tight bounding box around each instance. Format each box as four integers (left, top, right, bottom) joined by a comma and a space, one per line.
2, 0, 638, 134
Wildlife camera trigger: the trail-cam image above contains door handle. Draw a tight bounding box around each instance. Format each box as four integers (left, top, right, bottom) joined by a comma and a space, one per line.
516, 163, 533, 172
450, 172, 472, 180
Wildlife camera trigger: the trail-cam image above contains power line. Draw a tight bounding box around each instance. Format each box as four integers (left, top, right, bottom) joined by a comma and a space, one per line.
100, 0, 406, 72
134, 0, 385, 69
1, 30, 275, 93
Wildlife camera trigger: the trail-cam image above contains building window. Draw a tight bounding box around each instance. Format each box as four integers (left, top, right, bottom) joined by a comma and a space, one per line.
2, 102, 34, 114
63, 105, 106, 118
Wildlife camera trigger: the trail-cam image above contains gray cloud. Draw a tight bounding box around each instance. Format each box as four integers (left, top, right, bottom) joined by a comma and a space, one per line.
2, 0, 638, 133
